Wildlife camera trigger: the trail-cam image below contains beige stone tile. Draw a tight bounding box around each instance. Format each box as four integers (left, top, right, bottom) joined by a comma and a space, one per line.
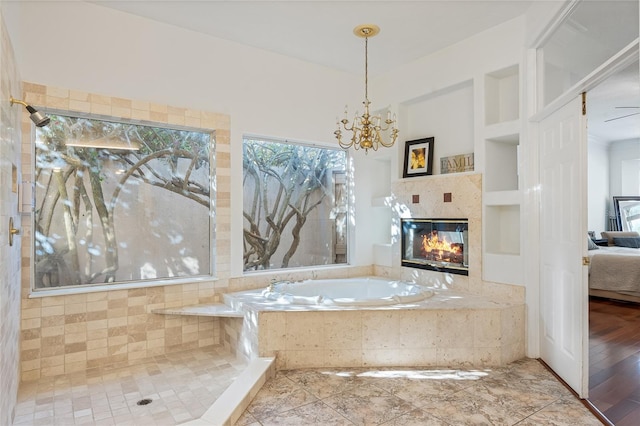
150, 111, 168, 122
474, 309, 502, 348
40, 355, 64, 368
474, 347, 502, 366
69, 100, 90, 113
41, 305, 64, 317
131, 109, 150, 121
21, 359, 41, 372
22, 339, 41, 350
42, 315, 65, 328
89, 94, 111, 105
87, 339, 107, 351
86, 319, 108, 332
41, 326, 64, 338
64, 303, 87, 315
111, 106, 131, 118
436, 347, 476, 367
362, 311, 401, 349
65, 332, 87, 345
168, 114, 186, 125
323, 311, 362, 350
46, 86, 69, 98
399, 310, 438, 349
437, 310, 474, 348
285, 313, 323, 351
65, 342, 87, 354
22, 307, 41, 319
21, 317, 41, 330
107, 298, 126, 309
69, 90, 90, 101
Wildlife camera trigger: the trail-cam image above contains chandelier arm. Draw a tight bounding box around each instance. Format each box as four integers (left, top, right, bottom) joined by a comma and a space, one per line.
379, 130, 399, 148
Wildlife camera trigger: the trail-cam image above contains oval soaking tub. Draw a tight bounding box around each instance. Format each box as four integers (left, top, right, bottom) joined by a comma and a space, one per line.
261, 276, 433, 306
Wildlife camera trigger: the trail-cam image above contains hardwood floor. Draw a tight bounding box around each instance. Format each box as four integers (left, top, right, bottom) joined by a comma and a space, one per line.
589, 297, 640, 425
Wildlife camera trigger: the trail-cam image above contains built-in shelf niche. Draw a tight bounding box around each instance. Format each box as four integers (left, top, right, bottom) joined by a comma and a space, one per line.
485, 133, 519, 192
484, 204, 520, 255
484, 65, 519, 126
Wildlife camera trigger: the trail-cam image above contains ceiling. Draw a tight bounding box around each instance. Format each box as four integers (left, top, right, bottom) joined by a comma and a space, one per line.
88, 0, 639, 143
89, 0, 534, 76
588, 60, 640, 144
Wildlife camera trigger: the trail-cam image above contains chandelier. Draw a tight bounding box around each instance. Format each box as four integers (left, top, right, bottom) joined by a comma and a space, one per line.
335, 24, 398, 153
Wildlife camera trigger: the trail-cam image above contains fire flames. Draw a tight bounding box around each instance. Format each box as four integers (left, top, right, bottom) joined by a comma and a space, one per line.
421, 231, 462, 261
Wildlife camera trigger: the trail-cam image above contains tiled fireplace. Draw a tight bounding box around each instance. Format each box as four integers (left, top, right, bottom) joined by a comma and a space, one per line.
401, 218, 469, 276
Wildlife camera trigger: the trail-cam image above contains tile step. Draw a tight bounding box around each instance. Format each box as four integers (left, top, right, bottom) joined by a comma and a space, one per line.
180, 357, 275, 426
152, 303, 244, 318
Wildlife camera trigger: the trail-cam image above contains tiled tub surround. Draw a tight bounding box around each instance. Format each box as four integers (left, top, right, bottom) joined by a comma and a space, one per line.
222, 285, 525, 371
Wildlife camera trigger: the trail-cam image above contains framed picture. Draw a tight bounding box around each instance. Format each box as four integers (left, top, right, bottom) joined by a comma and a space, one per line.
403, 137, 434, 178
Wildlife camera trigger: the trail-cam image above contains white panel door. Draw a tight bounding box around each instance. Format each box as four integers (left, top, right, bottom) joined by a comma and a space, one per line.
539, 94, 589, 398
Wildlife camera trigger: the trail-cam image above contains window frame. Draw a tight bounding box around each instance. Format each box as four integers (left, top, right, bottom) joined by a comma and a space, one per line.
30, 109, 218, 295
241, 135, 351, 274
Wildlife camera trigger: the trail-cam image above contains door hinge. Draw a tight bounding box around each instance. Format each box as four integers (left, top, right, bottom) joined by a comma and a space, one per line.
582, 92, 587, 116
582, 256, 590, 266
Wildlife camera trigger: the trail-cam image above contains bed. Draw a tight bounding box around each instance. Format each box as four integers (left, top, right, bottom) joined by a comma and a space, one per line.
588, 231, 640, 303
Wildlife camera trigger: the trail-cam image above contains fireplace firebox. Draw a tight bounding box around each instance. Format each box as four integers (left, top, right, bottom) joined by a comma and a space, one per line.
401, 218, 469, 276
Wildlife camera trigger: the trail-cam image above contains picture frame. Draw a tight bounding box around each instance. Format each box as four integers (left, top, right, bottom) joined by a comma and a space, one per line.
403, 137, 434, 178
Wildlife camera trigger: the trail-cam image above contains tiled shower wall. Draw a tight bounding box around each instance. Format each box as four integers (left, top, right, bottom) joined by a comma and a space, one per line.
0, 12, 23, 425
18, 83, 232, 381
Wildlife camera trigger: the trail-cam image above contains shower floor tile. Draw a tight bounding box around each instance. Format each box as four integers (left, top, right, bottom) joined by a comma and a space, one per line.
13, 345, 247, 426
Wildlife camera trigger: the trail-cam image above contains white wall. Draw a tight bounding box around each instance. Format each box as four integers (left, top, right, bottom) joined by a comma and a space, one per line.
588, 138, 610, 236
403, 81, 474, 175
609, 138, 640, 198
5, 1, 370, 277
374, 17, 525, 180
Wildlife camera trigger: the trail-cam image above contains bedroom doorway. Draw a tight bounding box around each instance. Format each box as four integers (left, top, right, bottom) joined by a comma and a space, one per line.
586, 58, 640, 424
532, 0, 639, 403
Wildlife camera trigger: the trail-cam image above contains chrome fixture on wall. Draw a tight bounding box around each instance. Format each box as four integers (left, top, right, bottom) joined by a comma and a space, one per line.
10, 96, 50, 127
334, 24, 398, 153
9, 217, 20, 247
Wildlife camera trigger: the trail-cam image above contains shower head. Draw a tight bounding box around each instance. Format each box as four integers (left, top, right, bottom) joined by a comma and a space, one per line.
10, 96, 50, 127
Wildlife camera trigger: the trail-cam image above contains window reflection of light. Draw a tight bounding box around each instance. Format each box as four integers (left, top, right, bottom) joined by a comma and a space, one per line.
182, 256, 200, 274
319, 369, 489, 380
140, 263, 157, 279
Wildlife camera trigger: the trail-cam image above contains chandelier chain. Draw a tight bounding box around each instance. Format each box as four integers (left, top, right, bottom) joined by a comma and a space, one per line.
364, 35, 368, 102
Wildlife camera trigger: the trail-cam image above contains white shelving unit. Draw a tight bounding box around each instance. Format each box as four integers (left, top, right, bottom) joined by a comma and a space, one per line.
482, 64, 523, 285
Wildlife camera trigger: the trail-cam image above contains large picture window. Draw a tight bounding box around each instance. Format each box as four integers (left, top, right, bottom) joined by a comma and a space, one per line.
34, 113, 214, 289
243, 137, 348, 271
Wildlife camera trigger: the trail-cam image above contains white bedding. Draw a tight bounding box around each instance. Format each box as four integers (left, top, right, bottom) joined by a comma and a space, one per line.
589, 246, 640, 296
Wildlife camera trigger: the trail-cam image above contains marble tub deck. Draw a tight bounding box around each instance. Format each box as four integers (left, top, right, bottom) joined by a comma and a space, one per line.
238, 357, 601, 425
224, 288, 526, 370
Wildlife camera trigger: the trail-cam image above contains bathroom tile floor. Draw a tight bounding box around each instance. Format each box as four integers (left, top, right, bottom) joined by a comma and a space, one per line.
238, 358, 602, 426
12, 352, 602, 426
12, 345, 247, 426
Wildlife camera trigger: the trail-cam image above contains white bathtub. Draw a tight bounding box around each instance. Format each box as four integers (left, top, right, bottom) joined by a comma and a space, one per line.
261, 277, 433, 306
